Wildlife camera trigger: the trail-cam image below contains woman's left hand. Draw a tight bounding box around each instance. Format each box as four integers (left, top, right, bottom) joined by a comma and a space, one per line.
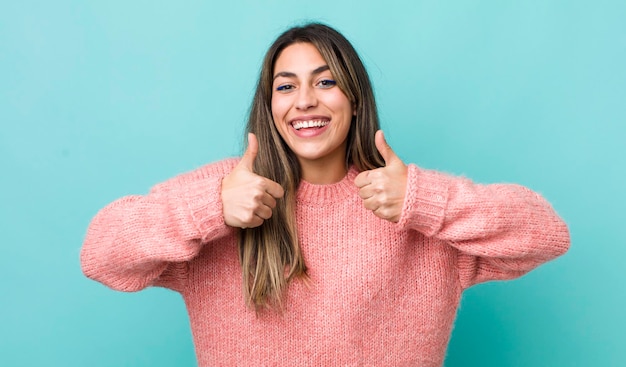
354, 130, 408, 223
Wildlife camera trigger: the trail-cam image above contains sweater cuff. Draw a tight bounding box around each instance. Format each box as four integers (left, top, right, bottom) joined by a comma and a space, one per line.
397, 165, 449, 237
172, 176, 230, 243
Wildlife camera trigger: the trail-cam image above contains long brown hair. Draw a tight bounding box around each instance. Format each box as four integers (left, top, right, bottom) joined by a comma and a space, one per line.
240, 23, 385, 310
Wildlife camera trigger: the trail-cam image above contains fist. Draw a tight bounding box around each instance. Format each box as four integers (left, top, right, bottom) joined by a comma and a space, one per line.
221, 133, 285, 228
354, 130, 407, 223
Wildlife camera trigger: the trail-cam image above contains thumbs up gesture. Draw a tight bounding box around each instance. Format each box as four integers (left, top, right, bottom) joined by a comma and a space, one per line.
354, 130, 408, 223
221, 133, 285, 228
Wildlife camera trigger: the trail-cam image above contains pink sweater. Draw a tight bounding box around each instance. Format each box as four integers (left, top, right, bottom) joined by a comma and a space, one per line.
81, 159, 569, 366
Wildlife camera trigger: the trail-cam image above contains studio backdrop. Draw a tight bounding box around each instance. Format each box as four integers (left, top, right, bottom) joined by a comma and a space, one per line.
1, 1, 624, 366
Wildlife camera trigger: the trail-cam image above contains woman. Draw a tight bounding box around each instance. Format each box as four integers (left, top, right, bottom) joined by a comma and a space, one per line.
81, 23, 570, 366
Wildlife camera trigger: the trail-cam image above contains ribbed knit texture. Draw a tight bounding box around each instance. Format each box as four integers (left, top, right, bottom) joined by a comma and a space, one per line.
81, 159, 570, 366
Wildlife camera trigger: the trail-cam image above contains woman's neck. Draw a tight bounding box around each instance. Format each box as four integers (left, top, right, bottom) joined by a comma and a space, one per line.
299, 157, 348, 184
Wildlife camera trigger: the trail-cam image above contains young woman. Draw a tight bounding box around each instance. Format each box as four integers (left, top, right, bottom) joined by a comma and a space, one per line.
81, 23, 570, 366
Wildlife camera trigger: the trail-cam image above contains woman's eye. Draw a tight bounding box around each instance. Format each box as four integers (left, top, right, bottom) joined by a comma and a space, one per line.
276, 84, 294, 92
318, 79, 337, 88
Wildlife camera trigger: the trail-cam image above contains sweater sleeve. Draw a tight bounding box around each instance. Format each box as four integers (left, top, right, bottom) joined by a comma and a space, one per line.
397, 164, 570, 289
80, 159, 238, 293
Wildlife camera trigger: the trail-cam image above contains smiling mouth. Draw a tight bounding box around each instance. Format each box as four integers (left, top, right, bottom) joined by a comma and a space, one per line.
291, 119, 330, 130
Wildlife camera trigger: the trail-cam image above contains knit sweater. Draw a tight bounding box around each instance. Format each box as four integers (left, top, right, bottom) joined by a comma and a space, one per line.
80, 158, 570, 366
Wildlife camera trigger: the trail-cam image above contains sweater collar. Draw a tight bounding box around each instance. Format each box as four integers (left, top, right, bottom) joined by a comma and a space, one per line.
296, 166, 359, 205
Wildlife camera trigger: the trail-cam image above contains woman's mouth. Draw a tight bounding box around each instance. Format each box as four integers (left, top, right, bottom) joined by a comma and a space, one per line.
292, 119, 330, 131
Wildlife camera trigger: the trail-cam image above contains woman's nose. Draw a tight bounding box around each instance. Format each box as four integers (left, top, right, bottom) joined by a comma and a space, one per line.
295, 86, 317, 110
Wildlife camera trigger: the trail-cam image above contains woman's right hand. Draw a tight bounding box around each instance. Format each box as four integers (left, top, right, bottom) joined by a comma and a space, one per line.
221, 133, 285, 229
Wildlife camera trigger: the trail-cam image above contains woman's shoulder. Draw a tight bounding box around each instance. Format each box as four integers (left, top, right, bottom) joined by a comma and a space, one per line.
150, 157, 240, 193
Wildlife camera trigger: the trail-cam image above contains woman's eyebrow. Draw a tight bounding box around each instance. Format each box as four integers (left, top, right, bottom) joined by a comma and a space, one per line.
273, 65, 330, 81
311, 65, 330, 76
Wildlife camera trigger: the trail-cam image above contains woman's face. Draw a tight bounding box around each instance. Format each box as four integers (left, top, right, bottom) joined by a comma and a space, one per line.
271, 42, 354, 175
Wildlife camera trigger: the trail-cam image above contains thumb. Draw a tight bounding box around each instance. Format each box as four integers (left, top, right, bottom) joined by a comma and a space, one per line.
375, 130, 400, 165
240, 133, 258, 171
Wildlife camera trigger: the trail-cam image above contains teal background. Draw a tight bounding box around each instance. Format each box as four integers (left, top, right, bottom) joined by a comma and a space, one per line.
1, 0, 624, 366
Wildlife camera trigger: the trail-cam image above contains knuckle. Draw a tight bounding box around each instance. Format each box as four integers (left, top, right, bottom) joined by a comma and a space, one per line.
272, 183, 285, 198
243, 212, 255, 223
377, 192, 388, 202
266, 199, 276, 209
250, 189, 264, 200
380, 208, 391, 219
252, 176, 265, 187
371, 170, 384, 180
258, 208, 270, 219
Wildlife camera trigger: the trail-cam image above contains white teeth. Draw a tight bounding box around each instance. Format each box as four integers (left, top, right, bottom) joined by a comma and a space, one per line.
292, 120, 329, 130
